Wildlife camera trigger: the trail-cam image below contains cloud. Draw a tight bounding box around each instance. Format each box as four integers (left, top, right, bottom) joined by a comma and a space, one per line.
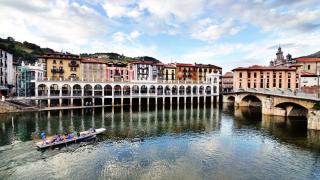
206, 0, 320, 33
0, 0, 113, 52
138, 0, 204, 21
191, 18, 242, 41
130, 31, 141, 39
102, 0, 140, 18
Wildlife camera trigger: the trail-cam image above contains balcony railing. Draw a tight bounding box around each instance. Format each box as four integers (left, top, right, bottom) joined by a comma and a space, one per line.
69, 62, 79, 67
51, 69, 64, 74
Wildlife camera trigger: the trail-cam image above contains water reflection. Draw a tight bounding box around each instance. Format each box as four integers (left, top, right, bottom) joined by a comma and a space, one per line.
1, 104, 320, 179
0, 104, 220, 146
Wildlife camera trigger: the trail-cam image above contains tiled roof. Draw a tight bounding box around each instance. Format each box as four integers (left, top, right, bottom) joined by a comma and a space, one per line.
176, 63, 194, 67
222, 72, 233, 78
296, 58, 320, 63
232, 65, 297, 71
300, 71, 316, 76
81, 59, 108, 64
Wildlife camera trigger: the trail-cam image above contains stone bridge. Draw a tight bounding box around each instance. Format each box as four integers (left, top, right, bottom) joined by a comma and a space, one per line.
223, 89, 320, 130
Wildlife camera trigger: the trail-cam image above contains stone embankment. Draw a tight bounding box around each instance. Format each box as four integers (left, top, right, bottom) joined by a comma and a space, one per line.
0, 101, 38, 113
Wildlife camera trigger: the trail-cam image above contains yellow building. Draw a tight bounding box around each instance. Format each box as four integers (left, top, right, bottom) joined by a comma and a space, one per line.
38, 53, 81, 80
164, 64, 176, 81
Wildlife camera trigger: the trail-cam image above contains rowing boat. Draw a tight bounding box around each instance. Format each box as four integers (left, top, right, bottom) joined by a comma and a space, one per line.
36, 128, 106, 149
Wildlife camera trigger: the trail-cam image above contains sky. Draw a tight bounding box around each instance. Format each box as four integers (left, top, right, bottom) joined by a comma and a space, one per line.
0, 0, 320, 72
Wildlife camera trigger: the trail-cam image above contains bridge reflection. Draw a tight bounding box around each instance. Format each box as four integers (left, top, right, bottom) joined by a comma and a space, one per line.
0, 104, 220, 146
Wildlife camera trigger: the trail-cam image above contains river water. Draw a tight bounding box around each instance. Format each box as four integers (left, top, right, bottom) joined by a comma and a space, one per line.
0, 104, 320, 179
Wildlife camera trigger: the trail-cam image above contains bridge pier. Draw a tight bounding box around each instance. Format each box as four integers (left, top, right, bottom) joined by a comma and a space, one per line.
308, 110, 320, 130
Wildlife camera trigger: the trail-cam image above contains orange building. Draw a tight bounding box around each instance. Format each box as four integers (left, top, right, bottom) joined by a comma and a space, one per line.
175, 63, 196, 81
232, 65, 300, 91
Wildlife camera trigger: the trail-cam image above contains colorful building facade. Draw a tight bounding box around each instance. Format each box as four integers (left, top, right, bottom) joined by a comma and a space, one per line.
38, 53, 81, 81
81, 59, 107, 82
222, 72, 233, 92
106, 61, 134, 82
232, 65, 300, 91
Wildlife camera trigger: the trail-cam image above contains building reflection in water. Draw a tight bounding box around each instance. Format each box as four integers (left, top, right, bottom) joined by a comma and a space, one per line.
1, 104, 320, 150
0, 104, 220, 146
228, 104, 320, 149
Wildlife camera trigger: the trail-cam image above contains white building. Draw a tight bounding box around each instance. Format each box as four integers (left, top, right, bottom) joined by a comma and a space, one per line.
0, 49, 13, 96
16, 61, 44, 96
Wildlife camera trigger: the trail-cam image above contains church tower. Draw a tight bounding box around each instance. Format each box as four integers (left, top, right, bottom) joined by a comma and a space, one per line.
275, 46, 285, 66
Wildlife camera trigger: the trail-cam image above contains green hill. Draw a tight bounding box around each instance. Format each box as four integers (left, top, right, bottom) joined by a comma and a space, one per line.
0, 37, 56, 64
0, 36, 162, 64
304, 51, 320, 58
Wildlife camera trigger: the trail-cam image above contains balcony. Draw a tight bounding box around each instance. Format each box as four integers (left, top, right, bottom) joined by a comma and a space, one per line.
69, 61, 79, 67
51, 68, 64, 74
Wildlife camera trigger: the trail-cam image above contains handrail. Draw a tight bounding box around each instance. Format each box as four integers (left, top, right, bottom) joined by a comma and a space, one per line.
233, 88, 320, 101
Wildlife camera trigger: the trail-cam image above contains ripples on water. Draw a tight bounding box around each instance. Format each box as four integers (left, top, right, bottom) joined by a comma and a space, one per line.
0, 104, 320, 179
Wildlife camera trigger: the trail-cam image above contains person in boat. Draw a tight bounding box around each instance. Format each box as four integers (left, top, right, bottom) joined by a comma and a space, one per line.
40, 131, 46, 141
40, 131, 46, 144
89, 128, 96, 133
50, 134, 59, 143
66, 133, 73, 140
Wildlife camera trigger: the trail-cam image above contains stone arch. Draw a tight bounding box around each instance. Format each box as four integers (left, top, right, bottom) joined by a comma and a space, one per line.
157, 85, 163, 95
73, 84, 81, 96
38, 84, 48, 96
213, 86, 217, 94
165, 85, 171, 95
205, 86, 211, 95
179, 85, 185, 95
94, 84, 103, 96
84, 84, 92, 96
193, 86, 198, 95
275, 102, 309, 117
199, 86, 204, 95
104, 85, 112, 96
62, 84, 71, 96
172, 85, 178, 95
149, 85, 156, 95
241, 95, 262, 107
227, 96, 235, 101
114, 85, 121, 96
123, 85, 130, 96
50, 84, 60, 96
186, 86, 191, 95
141, 85, 148, 94
132, 85, 139, 95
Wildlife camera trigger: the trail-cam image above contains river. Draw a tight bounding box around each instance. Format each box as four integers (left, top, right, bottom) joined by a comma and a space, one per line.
0, 104, 320, 179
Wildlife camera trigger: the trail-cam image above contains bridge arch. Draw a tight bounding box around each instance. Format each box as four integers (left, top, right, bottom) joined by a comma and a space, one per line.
241, 95, 262, 107
275, 102, 308, 117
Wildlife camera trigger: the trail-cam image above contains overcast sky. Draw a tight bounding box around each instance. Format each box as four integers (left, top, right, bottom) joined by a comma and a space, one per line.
1, 0, 320, 72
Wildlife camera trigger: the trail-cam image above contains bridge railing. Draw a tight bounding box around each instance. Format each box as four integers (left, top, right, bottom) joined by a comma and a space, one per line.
234, 88, 320, 101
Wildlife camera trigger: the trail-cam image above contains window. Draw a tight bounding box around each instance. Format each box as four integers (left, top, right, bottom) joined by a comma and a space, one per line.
254, 72, 257, 78
239, 72, 242, 78
308, 64, 311, 70
53, 60, 56, 64
60, 60, 63, 64
248, 72, 251, 78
